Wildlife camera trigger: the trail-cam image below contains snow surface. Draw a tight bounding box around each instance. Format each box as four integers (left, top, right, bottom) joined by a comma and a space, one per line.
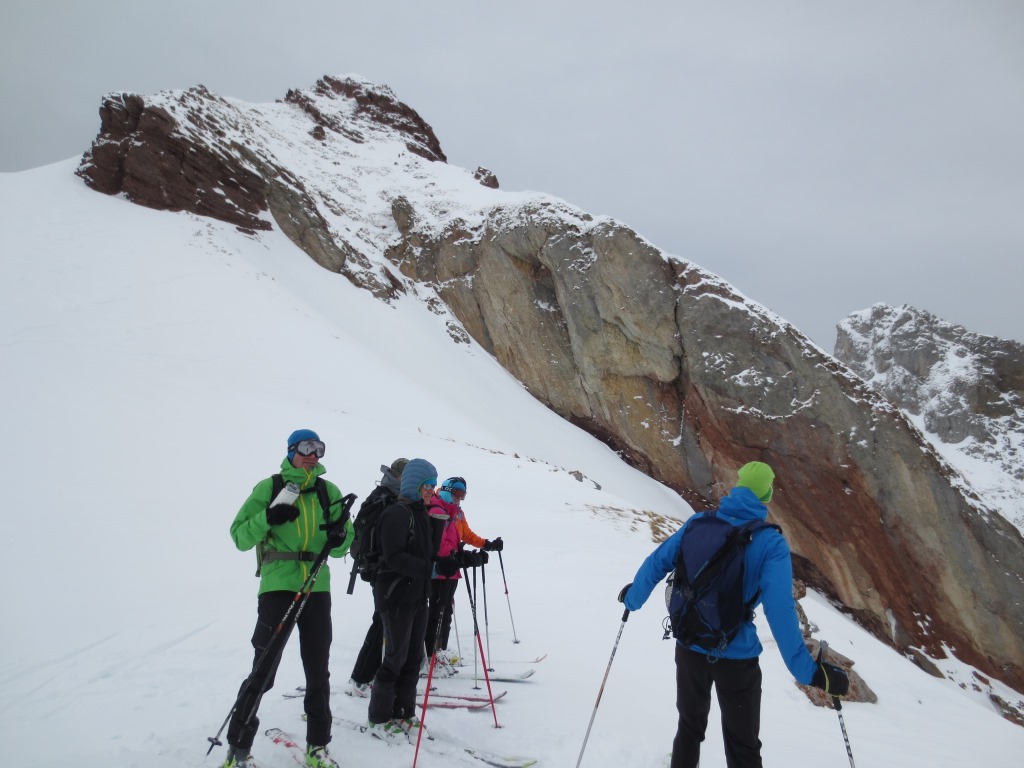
1, 161, 1022, 768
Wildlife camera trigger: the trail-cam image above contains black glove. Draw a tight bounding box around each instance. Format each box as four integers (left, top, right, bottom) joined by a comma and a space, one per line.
483, 537, 504, 552
617, 583, 633, 604
478, 549, 489, 565
436, 556, 460, 578
325, 522, 348, 548
811, 662, 850, 697
267, 504, 300, 526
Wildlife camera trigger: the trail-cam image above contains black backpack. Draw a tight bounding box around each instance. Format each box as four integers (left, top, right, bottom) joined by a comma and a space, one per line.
348, 487, 397, 584
663, 511, 780, 653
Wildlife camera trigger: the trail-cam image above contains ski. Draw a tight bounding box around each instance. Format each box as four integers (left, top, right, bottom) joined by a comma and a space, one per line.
419, 692, 507, 708
428, 689, 508, 703
419, 696, 490, 710
464, 748, 539, 768
485, 653, 547, 665
284, 685, 508, 702
468, 668, 535, 683
328, 716, 538, 767
264, 728, 308, 767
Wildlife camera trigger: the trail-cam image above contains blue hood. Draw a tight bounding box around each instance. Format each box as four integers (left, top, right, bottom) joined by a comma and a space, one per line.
399, 458, 437, 499
715, 486, 769, 525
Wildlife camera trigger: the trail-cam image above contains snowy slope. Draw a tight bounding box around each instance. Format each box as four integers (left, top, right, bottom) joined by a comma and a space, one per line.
1, 161, 1022, 768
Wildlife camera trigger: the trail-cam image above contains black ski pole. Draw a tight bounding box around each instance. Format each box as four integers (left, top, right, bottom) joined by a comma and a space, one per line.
575, 608, 629, 768
346, 557, 359, 595
819, 641, 856, 768
461, 566, 501, 727
472, 565, 479, 677
497, 550, 520, 643
481, 558, 492, 666
205, 493, 355, 755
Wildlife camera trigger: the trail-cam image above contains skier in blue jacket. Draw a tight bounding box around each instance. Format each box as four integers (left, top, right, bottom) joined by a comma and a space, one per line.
619, 461, 848, 768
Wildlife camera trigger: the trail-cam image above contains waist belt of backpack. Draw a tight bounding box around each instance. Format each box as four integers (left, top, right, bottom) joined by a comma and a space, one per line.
262, 550, 318, 564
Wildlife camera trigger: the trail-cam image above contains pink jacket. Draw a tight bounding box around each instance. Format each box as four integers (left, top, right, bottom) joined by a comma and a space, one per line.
431, 493, 485, 579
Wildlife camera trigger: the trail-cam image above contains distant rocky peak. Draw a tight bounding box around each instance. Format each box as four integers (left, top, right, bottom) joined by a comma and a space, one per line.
836, 302, 1024, 531
836, 303, 1024, 440
284, 75, 446, 162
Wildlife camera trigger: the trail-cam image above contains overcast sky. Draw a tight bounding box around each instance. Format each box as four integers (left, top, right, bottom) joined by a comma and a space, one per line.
3, 0, 1021, 349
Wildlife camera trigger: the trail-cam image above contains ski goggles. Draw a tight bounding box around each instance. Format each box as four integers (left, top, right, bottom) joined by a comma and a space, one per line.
291, 439, 326, 458
442, 477, 467, 498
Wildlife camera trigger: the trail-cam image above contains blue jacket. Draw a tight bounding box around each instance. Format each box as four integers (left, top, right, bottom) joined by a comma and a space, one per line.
625, 487, 817, 684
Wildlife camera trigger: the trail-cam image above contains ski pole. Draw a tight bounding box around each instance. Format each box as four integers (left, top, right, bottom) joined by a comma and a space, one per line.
206, 493, 355, 755
461, 566, 501, 727
452, 610, 463, 665
481, 558, 492, 666
819, 641, 856, 768
414, 580, 453, 768
472, 566, 480, 680
497, 550, 520, 643
575, 608, 629, 768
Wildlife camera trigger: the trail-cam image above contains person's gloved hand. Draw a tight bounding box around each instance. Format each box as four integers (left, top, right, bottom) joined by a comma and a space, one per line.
483, 537, 504, 552
267, 504, 300, 526
436, 556, 460, 577
477, 549, 489, 565
617, 583, 633, 604
325, 522, 348, 548
461, 551, 480, 568
811, 662, 850, 696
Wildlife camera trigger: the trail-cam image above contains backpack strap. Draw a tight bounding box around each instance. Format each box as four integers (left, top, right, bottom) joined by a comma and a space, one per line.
313, 477, 333, 521
255, 474, 286, 577
261, 550, 318, 564
733, 520, 782, 609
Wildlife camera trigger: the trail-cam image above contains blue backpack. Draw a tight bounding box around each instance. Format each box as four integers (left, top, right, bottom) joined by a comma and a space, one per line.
664, 511, 780, 653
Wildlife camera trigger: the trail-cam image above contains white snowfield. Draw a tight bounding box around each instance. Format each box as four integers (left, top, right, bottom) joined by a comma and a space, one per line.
0, 161, 1021, 767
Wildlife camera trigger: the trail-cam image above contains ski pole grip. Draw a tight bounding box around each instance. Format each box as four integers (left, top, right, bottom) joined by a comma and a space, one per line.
818, 639, 829, 663
621, 608, 630, 623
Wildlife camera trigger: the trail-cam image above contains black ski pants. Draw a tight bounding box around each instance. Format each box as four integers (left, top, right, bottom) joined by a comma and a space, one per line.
671, 645, 762, 768
228, 590, 333, 750
368, 597, 428, 724
350, 608, 384, 686
425, 578, 459, 656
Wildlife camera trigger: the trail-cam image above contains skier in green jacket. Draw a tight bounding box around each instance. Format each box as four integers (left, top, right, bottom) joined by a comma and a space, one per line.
221, 429, 354, 768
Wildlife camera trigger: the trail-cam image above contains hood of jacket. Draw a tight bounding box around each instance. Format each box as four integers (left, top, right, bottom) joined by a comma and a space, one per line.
714, 486, 769, 526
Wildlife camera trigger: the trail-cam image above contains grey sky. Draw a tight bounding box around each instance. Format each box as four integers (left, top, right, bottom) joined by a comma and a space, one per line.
3, 0, 1021, 349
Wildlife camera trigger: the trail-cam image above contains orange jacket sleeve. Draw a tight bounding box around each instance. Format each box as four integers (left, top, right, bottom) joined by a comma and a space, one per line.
455, 508, 487, 549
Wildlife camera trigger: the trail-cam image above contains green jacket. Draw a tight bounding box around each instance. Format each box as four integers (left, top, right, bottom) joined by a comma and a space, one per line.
230, 459, 354, 595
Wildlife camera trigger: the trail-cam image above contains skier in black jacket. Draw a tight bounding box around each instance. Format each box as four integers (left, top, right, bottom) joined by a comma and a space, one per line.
366, 458, 459, 744
347, 458, 408, 697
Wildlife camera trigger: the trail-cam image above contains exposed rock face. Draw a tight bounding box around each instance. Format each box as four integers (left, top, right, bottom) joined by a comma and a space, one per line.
78, 88, 271, 232
75, 77, 1024, 696
283, 75, 446, 162
836, 304, 1024, 533
76, 77, 443, 299
473, 167, 499, 188
397, 204, 1024, 693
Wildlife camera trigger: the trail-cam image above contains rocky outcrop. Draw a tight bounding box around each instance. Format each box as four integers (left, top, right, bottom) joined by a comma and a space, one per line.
77, 88, 271, 232
75, 77, 1024, 697
836, 304, 1024, 532
284, 76, 446, 162
76, 78, 441, 300
393, 202, 1024, 693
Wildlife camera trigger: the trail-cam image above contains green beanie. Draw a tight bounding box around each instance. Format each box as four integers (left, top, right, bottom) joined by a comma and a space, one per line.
737, 461, 775, 503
